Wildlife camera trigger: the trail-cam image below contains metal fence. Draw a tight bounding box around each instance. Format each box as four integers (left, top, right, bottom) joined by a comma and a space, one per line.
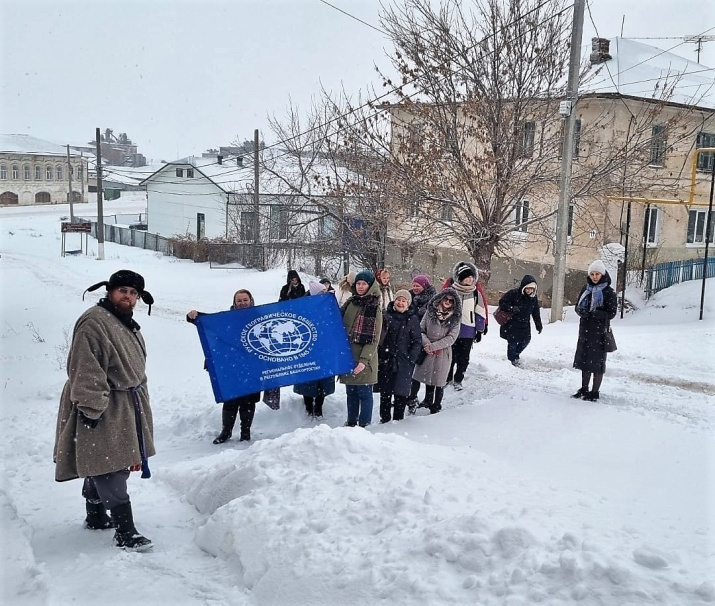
85, 221, 173, 255
645, 257, 715, 297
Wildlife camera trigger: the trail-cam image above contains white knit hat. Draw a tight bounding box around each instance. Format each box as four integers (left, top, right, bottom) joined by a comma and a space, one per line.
308, 281, 326, 296
588, 260, 606, 275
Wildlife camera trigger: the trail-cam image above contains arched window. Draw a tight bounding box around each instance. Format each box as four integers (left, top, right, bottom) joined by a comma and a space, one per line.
12, 165, 19, 179
35, 191, 51, 204
0, 165, 6, 180
56, 165, 63, 180
1, 191, 19, 204
46, 166, 53, 180
35, 166, 42, 180
71, 191, 82, 202
24, 165, 31, 180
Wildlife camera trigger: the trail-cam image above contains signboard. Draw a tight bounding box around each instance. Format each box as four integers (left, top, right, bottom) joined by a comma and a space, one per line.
61, 221, 92, 233
193, 294, 354, 402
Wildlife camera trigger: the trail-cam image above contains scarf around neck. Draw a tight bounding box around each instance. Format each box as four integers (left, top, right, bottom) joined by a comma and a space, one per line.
578, 281, 607, 312
348, 294, 380, 344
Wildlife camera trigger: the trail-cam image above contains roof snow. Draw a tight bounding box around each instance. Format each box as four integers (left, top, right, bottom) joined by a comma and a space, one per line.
581, 37, 714, 109
0, 134, 81, 157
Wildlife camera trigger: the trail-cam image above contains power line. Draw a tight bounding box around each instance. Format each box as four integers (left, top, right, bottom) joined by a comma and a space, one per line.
317, 0, 386, 35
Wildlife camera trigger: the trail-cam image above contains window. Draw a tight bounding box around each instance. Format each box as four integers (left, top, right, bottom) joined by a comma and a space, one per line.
439, 201, 453, 222
196, 213, 205, 240
23, 165, 30, 180
35, 192, 51, 203
643, 206, 661, 245
56, 166, 63, 180
186, 168, 194, 178
269, 205, 288, 240
516, 121, 536, 158
77, 166, 83, 180
240, 211, 258, 242
444, 124, 457, 150
514, 199, 529, 232
687, 209, 714, 244
696, 132, 715, 172
176, 168, 184, 177
567, 203, 574, 237
650, 125, 667, 166
46, 166, 53, 180
407, 123, 424, 147
12, 165, 19, 180
0, 165, 6, 180
319, 215, 338, 238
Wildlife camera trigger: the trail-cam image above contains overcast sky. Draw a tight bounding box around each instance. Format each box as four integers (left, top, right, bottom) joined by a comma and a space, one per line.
1, 0, 713, 162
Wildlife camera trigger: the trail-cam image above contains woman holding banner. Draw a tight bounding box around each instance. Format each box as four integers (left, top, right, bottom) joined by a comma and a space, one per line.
340, 270, 383, 427
187, 289, 260, 443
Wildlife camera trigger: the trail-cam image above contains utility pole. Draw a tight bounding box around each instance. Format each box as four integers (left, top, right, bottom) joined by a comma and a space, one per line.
551, 0, 585, 322
699, 159, 715, 320
95, 128, 105, 261
66, 145, 75, 223
253, 128, 261, 269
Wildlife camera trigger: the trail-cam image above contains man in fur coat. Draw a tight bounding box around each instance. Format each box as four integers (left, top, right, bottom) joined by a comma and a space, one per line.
54, 270, 155, 552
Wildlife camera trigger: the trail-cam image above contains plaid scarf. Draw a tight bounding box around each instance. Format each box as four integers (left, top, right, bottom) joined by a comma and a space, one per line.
348, 294, 380, 344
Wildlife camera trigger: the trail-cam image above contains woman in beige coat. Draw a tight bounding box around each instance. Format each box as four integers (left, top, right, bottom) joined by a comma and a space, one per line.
409, 288, 462, 414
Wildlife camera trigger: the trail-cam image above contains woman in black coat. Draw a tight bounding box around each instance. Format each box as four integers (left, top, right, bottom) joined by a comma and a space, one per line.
376, 290, 422, 423
572, 260, 618, 401
278, 270, 306, 301
498, 274, 543, 366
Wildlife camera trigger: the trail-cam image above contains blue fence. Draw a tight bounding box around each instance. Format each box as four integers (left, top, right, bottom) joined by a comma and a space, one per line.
646, 257, 715, 297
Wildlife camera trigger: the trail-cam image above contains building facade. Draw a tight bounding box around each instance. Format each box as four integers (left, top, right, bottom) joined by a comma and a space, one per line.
0, 135, 89, 206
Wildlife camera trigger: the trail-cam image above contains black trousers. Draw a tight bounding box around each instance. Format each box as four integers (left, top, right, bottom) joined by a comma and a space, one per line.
223, 397, 256, 435
82, 469, 131, 509
447, 337, 474, 383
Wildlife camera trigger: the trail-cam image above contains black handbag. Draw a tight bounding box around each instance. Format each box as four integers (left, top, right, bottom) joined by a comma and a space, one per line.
415, 350, 428, 365
604, 327, 617, 353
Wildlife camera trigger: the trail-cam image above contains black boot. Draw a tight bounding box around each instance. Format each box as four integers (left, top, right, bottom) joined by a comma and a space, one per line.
214, 404, 238, 444
304, 396, 314, 416
239, 403, 255, 442
313, 396, 324, 418
430, 386, 444, 414
419, 385, 435, 409
111, 502, 152, 552
583, 390, 600, 401
571, 387, 589, 399
379, 393, 392, 424
84, 499, 114, 530
393, 396, 407, 421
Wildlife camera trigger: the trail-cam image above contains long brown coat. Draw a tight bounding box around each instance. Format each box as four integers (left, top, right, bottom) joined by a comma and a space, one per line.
412, 289, 462, 387
54, 305, 155, 482
339, 280, 383, 386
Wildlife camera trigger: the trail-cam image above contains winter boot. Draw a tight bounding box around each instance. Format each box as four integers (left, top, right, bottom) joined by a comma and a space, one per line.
111, 502, 152, 552
420, 386, 435, 410
406, 396, 418, 415
379, 393, 392, 424
429, 386, 444, 415
453, 382, 464, 391
213, 406, 238, 444
393, 396, 407, 421
583, 390, 600, 402
313, 396, 324, 419
571, 387, 589, 399
304, 396, 314, 417
84, 499, 114, 530
238, 403, 255, 442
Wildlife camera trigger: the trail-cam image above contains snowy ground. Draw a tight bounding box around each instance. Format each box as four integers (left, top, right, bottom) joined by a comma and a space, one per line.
1, 198, 714, 605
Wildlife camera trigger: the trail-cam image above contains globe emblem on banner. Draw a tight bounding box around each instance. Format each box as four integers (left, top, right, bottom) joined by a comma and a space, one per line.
245, 317, 315, 358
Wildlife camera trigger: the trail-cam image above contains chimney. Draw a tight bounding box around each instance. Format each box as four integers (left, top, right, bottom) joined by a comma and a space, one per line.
590, 37, 612, 64
217, 155, 223, 165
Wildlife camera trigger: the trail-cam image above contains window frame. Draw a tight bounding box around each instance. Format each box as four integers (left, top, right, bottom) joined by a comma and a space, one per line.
56, 165, 63, 181
35, 165, 42, 180
643, 206, 661, 246
176, 168, 184, 178
650, 125, 667, 167
186, 168, 194, 178
514, 199, 530, 232
46, 166, 53, 180
696, 132, 715, 172
23, 165, 31, 180
516, 121, 536, 158
269, 205, 289, 240
11, 165, 19, 180
0, 165, 6, 180
686, 209, 714, 245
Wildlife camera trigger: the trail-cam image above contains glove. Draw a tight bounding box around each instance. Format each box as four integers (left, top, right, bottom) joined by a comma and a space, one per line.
475, 332, 482, 343
483, 325, 488, 336
79, 411, 99, 429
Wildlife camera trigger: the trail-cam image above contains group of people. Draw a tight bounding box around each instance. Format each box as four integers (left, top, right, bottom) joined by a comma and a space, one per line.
54, 258, 617, 552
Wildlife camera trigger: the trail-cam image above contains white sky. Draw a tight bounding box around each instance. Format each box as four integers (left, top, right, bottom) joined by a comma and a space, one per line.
1, 0, 713, 162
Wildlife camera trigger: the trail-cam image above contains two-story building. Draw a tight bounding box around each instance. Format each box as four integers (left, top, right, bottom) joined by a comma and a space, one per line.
0, 134, 89, 206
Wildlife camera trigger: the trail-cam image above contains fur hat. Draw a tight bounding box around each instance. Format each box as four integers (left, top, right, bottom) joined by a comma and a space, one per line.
84, 270, 154, 314
412, 274, 431, 289
455, 262, 477, 282
308, 281, 326, 296
588, 260, 607, 275
394, 289, 412, 305
354, 270, 375, 287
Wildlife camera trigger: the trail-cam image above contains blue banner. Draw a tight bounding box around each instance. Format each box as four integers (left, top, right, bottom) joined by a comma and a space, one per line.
194, 294, 354, 402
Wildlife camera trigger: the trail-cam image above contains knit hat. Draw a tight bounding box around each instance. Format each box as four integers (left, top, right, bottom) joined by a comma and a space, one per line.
456, 263, 477, 282
354, 270, 375, 287
319, 277, 332, 286
588, 260, 607, 275
412, 274, 431, 289
84, 270, 154, 314
308, 280, 326, 296
394, 289, 412, 305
